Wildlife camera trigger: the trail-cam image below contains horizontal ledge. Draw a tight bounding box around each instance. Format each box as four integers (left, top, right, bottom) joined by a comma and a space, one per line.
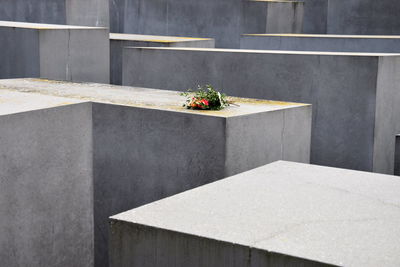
0, 20, 107, 30
242, 33, 400, 39
110, 33, 213, 43
124, 46, 400, 57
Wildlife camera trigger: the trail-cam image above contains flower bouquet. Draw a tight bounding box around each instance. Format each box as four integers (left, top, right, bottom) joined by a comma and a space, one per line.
181, 85, 229, 110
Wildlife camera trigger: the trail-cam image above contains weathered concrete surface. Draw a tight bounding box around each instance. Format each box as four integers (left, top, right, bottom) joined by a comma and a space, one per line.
0, 78, 311, 267
301, 0, 400, 35
327, 0, 400, 35
122, 47, 400, 174
111, 0, 303, 48
110, 160, 400, 267
241, 34, 400, 53
0, 92, 93, 267
0, 21, 109, 83
0, 0, 109, 27
110, 33, 215, 84
302, 0, 328, 33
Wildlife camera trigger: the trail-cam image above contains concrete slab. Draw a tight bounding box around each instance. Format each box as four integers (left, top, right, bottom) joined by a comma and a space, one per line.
0, 21, 109, 83
110, 33, 215, 84
0, 0, 109, 27
122, 47, 400, 174
111, 0, 303, 48
241, 34, 400, 52
110, 160, 400, 267
0, 78, 311, 267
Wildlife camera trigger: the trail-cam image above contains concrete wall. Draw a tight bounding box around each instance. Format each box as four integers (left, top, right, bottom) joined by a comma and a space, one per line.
110, 36, 215, 84
265, 1, 303, 33
302, 0, 400, 35
243, 1, 303, 35
0, 27, 40, 79
39, 28, 110, 83
66, 0, 109, 27
122, 47, 400, 174
92, 102, 311, 266
327, 0, 400, 35
0, 24, 109, 83
302, 0, 328, 33
0, 0, 108, 27
0, 103, 94, 267
111, 0, 303, 48
240, 35, 400, 53
0, 0, 66, 24
110, 222, 330, 267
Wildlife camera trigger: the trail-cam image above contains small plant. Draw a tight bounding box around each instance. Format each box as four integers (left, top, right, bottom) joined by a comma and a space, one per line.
181, 85, 229, 110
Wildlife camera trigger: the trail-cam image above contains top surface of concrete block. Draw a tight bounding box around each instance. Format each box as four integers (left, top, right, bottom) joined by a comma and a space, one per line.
0, 88, 83, 116
0, 20, 106, 30
0, 79, 308, 118
110, 33, 213, 43
243, 33, 400, 39
112, 160, 400, 267
125, 46, 400, 57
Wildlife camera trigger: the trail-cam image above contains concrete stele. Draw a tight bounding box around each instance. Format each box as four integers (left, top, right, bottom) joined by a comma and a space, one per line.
110, 160, 400, 267
0, 20, 110, 83
0, 78, 311, 267
121, 46, 400, 174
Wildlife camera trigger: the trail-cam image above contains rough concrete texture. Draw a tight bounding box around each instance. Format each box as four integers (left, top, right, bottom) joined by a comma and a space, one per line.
110, 33, 215, 84
110, 160, 400, 267
111, 0, 303, 48
301, 0, 400, 35
0, 0, 108, 27
0, 21, 109, 83
122, 47, 400, 174
0, 95, 93, 267
243, 0, 304, 34
241, 34, 400, 53
327, 0, 400, 35
0, 78, 311, 267
302, 0, 328, 33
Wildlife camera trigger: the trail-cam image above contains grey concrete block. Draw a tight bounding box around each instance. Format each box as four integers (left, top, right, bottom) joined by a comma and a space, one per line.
241, 34, 400, 53
301, 0, 400, 35
110, 160, 400, 267
327, 0, 400, 35
0, 96, 94, 267
122, 47, 400, 174
110, 33, 215, 85
0, 0, 108, 27
244, 0, 304, 34
302, 0, 328, 33
111, 0, 303, 48
0, 21, 109, 83
0, 78, 311, 267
